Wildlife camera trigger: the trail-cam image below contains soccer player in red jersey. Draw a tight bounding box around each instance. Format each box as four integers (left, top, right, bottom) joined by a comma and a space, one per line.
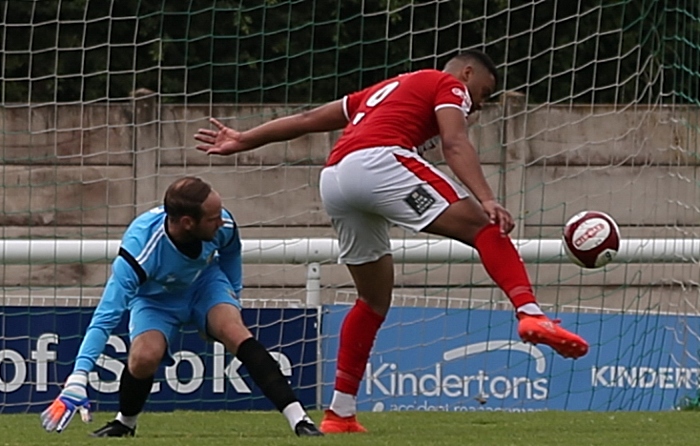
194, 50, 589, 433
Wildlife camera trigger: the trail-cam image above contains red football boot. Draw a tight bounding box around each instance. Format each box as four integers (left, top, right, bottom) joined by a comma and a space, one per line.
319, 410, 368, 434
518, 314, 589, 359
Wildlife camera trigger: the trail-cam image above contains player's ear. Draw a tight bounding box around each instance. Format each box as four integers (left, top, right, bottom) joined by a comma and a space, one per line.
181, 215, 196, 230
461, 64, 474, 82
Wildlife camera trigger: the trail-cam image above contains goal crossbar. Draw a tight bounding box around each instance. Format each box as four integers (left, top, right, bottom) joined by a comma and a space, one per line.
0, 239, 698, 265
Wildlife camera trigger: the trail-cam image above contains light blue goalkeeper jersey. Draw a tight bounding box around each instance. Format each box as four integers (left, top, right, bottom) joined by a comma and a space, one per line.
73, 206, 242, 373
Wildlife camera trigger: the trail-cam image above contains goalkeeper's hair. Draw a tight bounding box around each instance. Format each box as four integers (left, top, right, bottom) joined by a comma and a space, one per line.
445, 49, 499, 87
163, 176, 212, 221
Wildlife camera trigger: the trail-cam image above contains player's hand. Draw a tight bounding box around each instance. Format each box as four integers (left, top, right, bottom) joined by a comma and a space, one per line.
40, 372, 92, 433
194, 118, 246, 156
481, 200, 515, 234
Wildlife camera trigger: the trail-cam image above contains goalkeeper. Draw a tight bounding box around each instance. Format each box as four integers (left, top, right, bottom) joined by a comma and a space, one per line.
40, 176, 322, 438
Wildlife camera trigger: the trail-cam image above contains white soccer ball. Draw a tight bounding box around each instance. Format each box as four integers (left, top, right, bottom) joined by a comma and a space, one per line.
562, 210, 620, 268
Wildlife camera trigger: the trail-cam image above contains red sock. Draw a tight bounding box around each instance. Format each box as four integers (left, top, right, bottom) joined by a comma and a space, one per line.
473, 224, 538, 309
335, 299, 385, 395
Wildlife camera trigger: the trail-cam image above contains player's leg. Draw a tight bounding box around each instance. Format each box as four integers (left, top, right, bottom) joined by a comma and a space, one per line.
192, 269, 322, 437
321, 256, 392, 434
423, 196, 544, 311
423, 193, 588, 358
113, 331, 166, 432
92, 300, 179, 437
355, 147, 587, 359
318, 157, 395, 433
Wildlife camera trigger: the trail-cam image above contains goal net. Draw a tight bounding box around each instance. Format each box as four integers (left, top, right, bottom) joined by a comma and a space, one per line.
1, 1, 698, 414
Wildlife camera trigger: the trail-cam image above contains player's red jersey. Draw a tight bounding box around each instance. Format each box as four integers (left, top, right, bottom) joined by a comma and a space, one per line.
326, 69, 472, 166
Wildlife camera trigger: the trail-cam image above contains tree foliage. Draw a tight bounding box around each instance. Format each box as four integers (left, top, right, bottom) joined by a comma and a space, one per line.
0, 0, 696, 104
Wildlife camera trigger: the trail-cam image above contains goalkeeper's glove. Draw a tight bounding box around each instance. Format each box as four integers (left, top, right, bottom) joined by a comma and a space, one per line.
40, 371, 92, 433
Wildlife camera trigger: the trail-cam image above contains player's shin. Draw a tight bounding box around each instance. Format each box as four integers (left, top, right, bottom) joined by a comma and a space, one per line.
473, 223, 543, 316
115, 367, 154, 429
236, 337, 313, 431
474, 224, 589, 358
330, 298, 385, 417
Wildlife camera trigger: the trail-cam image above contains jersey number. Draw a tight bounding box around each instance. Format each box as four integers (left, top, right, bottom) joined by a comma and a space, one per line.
351, 80, 400, 125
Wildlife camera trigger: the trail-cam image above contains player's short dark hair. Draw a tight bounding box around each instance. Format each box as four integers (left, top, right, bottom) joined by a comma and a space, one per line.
163, 176, 212, 221
447, 50, 499, 86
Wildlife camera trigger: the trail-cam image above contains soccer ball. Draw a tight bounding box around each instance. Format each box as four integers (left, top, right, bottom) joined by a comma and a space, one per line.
562, 211, 620, 268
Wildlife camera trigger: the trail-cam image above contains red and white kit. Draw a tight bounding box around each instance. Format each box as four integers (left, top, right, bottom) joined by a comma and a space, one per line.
320, 69, 474, 264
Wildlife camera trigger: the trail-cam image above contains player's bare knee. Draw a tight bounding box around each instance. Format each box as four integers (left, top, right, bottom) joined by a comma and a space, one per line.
207, 303, 248, 337
471, 215, 492, 232
455, 205, 492, 245
215, 322, 253, 354
359, 295, 391, 316
128, 350, 161, 378
129, 331, 166, 377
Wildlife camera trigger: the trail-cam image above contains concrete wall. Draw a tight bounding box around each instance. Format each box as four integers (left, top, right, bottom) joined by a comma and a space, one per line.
1, 93, 699, 311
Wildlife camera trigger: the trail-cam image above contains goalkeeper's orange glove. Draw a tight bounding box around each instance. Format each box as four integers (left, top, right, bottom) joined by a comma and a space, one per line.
40, 371, 92, 433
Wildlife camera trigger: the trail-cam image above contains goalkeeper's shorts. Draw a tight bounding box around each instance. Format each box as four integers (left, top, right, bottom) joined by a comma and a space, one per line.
320, 146, 468, 265
128, 265, 241, 363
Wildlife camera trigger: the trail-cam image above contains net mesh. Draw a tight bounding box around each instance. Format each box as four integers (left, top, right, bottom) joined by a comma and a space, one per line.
1, 0, 698, 413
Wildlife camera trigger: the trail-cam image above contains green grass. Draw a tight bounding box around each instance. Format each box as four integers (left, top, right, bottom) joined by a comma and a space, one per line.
2, 410, 699, 445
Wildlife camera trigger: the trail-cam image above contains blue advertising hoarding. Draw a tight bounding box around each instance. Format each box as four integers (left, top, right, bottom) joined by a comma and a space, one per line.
0, 307, 318, 413
4, 304, 698, 413
322, 305, 699, 412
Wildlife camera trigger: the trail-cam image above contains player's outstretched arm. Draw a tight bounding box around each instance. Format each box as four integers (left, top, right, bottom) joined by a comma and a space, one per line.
194, 100, 347, 156
40, 260, 137, 433
40, 371, 92, 433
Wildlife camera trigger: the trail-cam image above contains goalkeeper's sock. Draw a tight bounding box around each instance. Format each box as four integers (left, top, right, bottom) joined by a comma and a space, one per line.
282, 401, 312, 431
473, 224, 544, 315
236, 337, 299, 413
116, 413, 138, 430
118, 367, 154, 421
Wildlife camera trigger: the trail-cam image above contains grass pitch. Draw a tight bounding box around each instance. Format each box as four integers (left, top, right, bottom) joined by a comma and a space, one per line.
1, 410, 698, 445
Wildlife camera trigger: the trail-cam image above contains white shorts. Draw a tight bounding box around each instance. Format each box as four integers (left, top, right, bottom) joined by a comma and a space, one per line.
319, 146, 468, 264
